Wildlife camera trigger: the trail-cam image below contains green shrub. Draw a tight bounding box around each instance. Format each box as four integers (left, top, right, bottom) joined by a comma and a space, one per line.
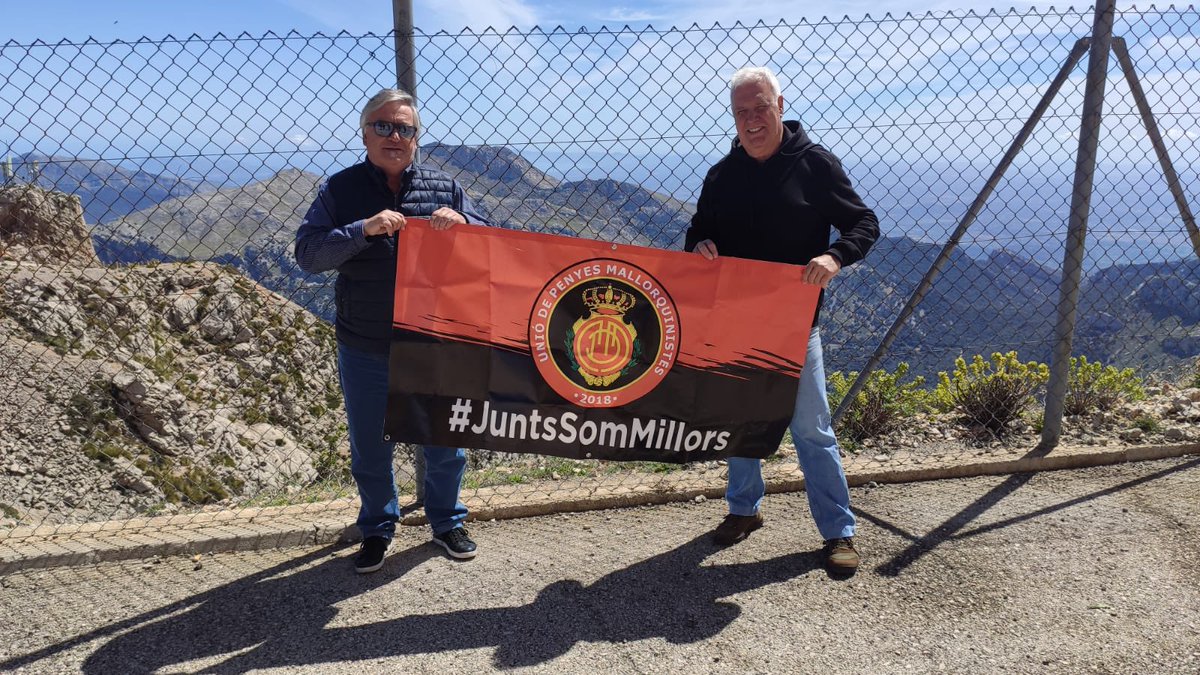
1133, 416, 1161, 433
144, 459, 238, 505
66, 381, 118, 433
67, 380, 142, 462
81, 442, 130, 463
324, 387, 343, 411
934, 352, 1049, 437
313, 427, 351, 483
1065, 356, 1144, 416
828, 363, 931, 443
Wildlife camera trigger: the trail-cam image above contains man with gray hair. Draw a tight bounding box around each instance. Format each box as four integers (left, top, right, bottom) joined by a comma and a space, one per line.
686, 66, 879, 572
296, 88, 490, 573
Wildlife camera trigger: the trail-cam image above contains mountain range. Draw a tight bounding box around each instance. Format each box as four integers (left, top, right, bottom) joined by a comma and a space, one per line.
24, 145, 1200, 381
9, 152, 214, 226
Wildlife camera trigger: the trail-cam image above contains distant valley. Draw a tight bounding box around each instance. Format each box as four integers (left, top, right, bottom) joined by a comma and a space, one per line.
14, 145, 1199, 381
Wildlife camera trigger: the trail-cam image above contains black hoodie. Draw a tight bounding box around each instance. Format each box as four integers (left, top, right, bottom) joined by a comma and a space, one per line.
685, 120, 879, 324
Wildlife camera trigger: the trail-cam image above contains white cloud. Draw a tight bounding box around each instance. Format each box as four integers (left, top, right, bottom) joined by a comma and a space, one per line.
269, 0, 1137, 36
414, 0, 542, 32
586, 0, 1071, 28
599, 8, 664, 23
278, 0, 544, 35
276, 0, 392, 35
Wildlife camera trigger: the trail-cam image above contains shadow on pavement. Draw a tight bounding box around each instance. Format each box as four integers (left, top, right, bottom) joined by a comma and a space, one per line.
4, 533, 819, 672
859, 455, 1200, 577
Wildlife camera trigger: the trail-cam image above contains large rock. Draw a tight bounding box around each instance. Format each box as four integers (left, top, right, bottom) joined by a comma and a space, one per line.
0, 183, 98, 264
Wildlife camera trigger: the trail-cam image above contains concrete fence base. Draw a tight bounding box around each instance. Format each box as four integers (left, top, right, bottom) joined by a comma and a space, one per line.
2, 441, 1197, 575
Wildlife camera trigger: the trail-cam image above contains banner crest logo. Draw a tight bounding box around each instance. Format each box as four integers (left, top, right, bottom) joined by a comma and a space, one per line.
530, 259, 679, 408
571, 285, 638, 386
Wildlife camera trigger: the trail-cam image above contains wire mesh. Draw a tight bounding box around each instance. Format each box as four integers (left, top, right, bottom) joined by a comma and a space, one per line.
1, 7, 1198, 541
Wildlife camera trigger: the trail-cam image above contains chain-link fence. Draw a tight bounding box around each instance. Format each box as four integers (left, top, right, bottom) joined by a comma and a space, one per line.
1, 6, 1198, 540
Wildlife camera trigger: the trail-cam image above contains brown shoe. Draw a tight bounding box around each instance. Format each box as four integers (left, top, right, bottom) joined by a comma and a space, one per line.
824, 537, 860, 570
713, 513, 763, 546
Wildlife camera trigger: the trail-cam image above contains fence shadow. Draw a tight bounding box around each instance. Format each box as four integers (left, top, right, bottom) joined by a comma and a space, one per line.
5, 534, 819, 672
858, 455, 1200, 577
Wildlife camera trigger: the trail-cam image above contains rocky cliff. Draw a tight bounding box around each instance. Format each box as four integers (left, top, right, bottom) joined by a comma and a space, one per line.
0, 183, 347, 526
1, 183, 97, 265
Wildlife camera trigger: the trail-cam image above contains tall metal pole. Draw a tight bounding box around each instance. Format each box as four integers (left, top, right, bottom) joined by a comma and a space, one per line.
393, 0, 424, 503
1040, 0, 1117, 449
393, 0, 417, 96
393, 0, 421, 164
832, 39, 1091, 423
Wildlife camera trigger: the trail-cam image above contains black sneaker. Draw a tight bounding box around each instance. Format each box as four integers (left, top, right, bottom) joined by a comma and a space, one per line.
432, 527, 477, 559
354, 536, 389, 574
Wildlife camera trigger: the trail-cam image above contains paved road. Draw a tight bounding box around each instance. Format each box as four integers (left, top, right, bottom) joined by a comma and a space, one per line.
1, 456, 1197, 674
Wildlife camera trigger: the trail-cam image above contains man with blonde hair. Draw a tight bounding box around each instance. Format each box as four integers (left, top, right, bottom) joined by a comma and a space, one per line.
686, 66, 879, 572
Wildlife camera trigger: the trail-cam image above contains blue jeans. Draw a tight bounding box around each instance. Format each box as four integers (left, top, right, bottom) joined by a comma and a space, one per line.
337, 343, 468, 539
725, 327, 855, 540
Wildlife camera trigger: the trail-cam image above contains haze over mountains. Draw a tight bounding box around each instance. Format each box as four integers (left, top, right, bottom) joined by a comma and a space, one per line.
13, 144, 1199, 380
9, 152, 214, 225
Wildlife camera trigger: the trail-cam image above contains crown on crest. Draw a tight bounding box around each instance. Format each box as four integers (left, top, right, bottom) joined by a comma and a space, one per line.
582, 284, 636, 314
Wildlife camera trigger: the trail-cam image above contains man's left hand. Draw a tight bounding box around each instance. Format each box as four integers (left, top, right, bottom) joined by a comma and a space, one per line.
803, 254, 842, 288
429, 207, 466, 230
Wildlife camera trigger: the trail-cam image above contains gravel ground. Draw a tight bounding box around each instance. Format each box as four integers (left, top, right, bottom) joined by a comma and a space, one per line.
1, 456, 1197, 674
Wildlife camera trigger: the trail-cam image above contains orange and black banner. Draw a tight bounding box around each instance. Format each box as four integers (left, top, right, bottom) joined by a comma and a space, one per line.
383, 218, 819, 463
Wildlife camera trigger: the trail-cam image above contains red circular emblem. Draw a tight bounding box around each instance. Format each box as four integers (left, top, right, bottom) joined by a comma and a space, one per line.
528, 259, 679, 408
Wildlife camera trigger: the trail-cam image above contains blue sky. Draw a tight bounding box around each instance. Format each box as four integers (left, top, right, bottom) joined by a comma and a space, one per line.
3, 0, 1194, 266
4, 0, 1097, 43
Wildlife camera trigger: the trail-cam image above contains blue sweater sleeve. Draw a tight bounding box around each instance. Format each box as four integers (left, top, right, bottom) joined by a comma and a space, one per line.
456, 183, 490, 226
294, 180, 372, 274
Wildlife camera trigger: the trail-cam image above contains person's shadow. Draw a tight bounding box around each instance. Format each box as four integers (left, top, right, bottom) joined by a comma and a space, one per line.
3, 533, 820, 672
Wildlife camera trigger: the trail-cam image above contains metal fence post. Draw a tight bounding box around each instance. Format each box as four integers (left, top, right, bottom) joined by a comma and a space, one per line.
1040, 0, 1117, 449
832, 38, 1091, 424
393, 0, 424, 502
393, 0, 421, 166
1110, 38, 1200, 261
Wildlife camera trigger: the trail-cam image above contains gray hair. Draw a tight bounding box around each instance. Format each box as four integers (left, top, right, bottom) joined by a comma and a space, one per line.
728, 67, 782, 106
359, 88, 421, 133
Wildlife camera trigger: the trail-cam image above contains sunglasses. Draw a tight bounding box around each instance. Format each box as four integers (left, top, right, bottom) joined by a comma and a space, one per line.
368, 120, 418, 139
